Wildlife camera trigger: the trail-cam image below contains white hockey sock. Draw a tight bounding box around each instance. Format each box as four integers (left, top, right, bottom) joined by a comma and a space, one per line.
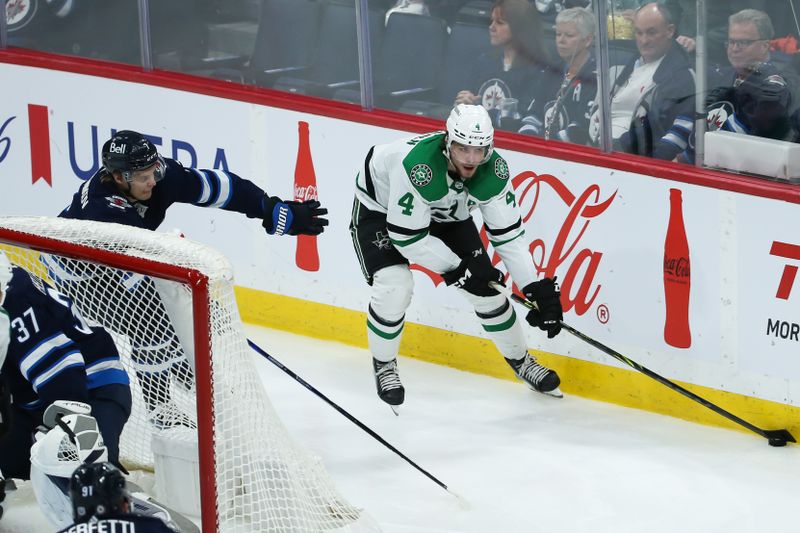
367, 305, 405, 363
475, 299, 527, 360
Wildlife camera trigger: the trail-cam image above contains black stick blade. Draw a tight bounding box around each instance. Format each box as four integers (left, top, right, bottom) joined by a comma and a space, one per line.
764, 429, 795, 447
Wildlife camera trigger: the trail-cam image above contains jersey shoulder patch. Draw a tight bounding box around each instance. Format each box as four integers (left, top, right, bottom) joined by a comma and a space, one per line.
105, 195, 132, 210
466, 151, 510, 201
401, 133, 449, 202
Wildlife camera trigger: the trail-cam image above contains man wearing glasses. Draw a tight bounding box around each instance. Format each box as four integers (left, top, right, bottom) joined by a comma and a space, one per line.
704, 10, 796, 142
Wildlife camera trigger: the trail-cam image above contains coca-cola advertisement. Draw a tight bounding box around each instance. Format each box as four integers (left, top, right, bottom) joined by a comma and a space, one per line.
293, 121, 320, 272
663, 188, 691, 348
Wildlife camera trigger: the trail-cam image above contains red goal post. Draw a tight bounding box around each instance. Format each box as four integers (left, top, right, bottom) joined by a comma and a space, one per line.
0, 216, 379, 533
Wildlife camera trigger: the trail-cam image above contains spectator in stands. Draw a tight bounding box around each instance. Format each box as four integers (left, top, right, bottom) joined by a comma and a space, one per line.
518, 7, 597, 144
678, 9, 796, 164
454, 0, 550, 128
591, 2, 695, 160
706, 9, 798, 139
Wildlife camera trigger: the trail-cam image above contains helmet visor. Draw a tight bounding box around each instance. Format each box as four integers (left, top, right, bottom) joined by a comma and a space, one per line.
127, 156, 166, 183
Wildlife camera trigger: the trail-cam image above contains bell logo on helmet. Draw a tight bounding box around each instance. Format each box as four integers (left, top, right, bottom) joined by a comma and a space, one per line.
107, 142, 126, 155
409, 163, 433, 187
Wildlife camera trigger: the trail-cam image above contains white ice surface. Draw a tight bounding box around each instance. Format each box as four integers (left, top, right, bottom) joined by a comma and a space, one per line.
244, 326, 800, 533
3, 324, 798, 533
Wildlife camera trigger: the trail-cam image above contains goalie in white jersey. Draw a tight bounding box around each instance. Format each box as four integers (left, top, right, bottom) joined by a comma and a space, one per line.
350, 104, 564, 407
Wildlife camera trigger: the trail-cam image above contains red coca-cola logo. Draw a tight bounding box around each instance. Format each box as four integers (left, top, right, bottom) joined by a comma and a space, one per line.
412, 171, 616, 317
294, 184, 318, 202
664, 257, 690, 278
511, 171, 615, 315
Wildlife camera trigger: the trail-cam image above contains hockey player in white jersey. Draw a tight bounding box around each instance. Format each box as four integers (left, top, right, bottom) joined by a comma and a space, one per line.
350, 104, 564, 408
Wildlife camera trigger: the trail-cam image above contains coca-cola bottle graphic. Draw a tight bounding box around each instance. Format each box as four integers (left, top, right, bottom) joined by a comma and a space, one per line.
663, 188, 691, 348
294, 121, 320, 271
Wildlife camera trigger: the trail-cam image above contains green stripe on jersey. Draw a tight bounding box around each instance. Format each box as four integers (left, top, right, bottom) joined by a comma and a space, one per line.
391, 231, 429, 247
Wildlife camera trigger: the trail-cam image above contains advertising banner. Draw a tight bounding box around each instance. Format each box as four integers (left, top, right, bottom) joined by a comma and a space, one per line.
1, 63, 798, 405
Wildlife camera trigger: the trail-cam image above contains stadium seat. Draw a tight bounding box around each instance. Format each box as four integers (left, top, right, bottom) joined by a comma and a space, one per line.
273, 2, 384, 98
246, 0, 324, 87
398, 21, 491, 119
373, 12, 449, 108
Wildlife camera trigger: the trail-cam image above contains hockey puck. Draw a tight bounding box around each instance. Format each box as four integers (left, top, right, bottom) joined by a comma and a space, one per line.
768, 437, 787, 447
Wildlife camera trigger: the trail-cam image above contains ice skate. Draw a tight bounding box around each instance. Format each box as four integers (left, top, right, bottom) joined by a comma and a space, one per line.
506, 353, 563, 398
373, 358, 405, 413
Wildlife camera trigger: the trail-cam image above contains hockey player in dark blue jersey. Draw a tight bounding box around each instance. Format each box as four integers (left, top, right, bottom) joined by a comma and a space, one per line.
0, 253, 131, 482
60, 129, 329, 234
56, 129, 328, 430
58, 462, 178, 533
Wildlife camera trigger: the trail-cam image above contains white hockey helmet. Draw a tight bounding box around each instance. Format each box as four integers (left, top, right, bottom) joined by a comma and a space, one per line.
445, 104, 494, 165
30, 412, 108, 529
0, 250, 12, 304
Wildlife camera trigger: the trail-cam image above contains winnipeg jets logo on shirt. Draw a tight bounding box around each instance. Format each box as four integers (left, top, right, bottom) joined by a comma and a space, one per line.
479, 79, 511, 111
135, 204, 149, 218
106, 195, 131, 210
706, 101, 734, 131
409, 164, 433, 187
372, 231, 392, 250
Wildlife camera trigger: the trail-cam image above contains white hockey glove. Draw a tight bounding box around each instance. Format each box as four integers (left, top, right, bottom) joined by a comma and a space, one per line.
42, 400, 92, 430
30, 410, 107, 529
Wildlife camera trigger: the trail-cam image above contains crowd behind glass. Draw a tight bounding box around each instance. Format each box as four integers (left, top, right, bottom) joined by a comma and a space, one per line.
5, 0, 800, 181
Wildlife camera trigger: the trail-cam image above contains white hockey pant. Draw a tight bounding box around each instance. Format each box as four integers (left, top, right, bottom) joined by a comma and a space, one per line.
367, 265, 414, 363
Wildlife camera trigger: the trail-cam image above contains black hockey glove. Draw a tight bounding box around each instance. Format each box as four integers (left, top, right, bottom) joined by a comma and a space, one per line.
442, 255, 504, 297
263, 196, 329, 236
522, 277, 563, 339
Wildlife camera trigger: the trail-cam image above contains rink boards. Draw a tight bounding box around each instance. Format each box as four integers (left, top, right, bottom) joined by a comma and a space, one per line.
0, 54, 799, 437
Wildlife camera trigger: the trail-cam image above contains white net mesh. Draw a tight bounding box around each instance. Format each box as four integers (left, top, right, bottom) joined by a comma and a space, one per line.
0, 216, 380, 533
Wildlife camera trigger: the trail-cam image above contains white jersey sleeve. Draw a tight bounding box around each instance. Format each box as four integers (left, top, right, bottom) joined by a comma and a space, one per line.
470, 154, 537, 289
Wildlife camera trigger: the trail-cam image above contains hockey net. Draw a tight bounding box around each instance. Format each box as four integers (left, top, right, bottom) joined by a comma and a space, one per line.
0, 216, 380, 533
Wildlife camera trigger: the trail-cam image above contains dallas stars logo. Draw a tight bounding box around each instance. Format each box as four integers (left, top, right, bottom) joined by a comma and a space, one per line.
372, 231, 392, 250
409, 163, 433, 186
495, 158, 509, 180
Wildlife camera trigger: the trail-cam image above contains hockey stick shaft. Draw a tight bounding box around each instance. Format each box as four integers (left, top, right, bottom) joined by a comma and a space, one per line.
490, 283, 795, 445
247, 339, 457, 494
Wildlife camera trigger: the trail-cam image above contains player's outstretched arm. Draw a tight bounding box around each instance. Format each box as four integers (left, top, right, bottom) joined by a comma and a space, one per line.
262, 196, 329, 236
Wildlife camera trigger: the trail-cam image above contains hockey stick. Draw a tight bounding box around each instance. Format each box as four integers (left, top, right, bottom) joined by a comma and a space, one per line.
490, 282, 796, 447
247, 339, 468, 504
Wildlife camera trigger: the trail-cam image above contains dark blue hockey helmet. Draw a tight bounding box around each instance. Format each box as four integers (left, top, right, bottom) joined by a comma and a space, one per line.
102, 130, 166, 183
70, 462, 130, 523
